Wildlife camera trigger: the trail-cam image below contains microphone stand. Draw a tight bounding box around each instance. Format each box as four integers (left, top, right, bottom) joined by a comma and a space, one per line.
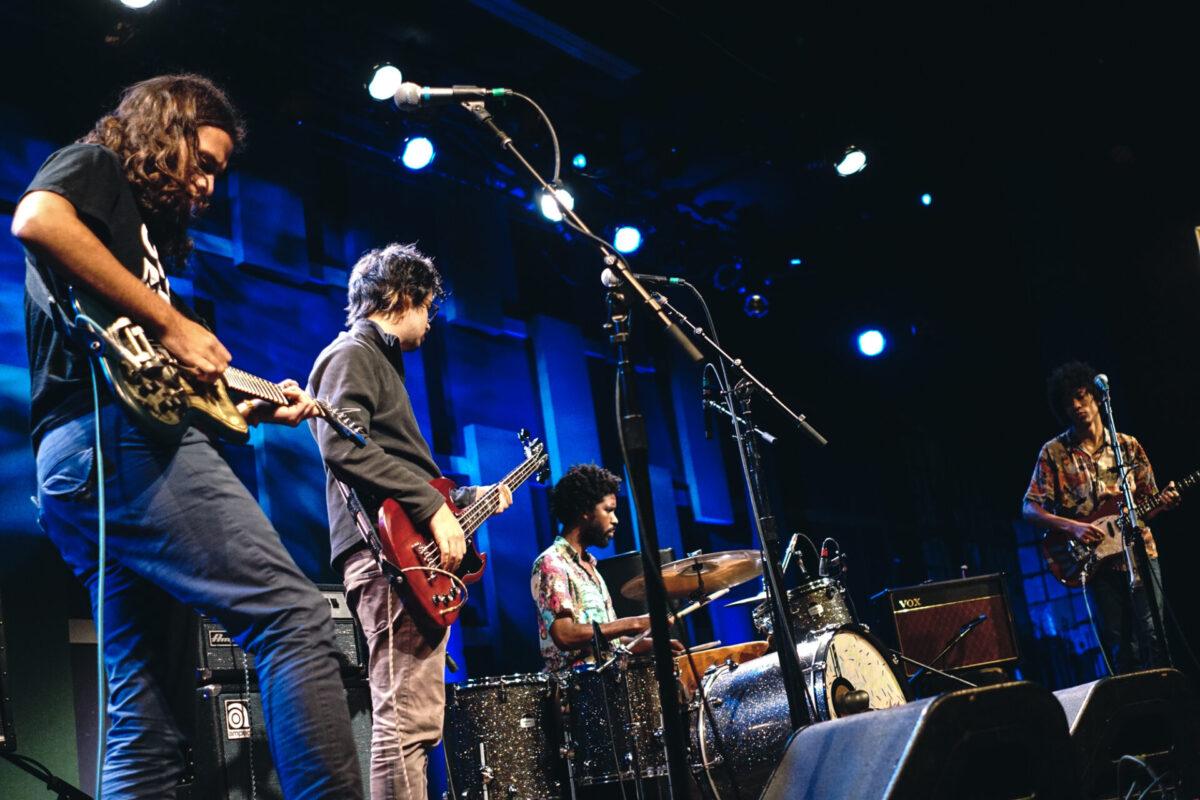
906, 617, 986, 687
653, 290, 823, 731
454, 97, 704, 796
1097, 385, 1172, 668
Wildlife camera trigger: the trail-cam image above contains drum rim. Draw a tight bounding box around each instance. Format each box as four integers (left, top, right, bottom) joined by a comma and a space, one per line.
454, 671, 552, 690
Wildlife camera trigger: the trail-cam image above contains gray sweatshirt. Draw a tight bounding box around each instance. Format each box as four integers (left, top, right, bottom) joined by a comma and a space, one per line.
308, 319, 475, 567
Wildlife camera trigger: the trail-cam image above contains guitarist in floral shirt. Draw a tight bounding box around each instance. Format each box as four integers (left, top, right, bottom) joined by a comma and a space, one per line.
1022, 361, 1179, 673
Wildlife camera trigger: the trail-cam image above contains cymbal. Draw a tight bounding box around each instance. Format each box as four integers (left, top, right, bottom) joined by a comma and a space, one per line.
620, 550, 763, 601
725, 591, 768, 608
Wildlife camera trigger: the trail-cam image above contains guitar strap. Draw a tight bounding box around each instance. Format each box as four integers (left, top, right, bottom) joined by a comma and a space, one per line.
26, 265, 81, 346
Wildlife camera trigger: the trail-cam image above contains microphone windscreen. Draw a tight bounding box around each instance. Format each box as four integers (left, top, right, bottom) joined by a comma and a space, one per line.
600, 267, 621, 288
393, 82, 423, 109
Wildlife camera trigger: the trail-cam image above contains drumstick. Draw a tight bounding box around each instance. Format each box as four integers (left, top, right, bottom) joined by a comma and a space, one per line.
624, 587, 732, 650
685, 640, 724, 654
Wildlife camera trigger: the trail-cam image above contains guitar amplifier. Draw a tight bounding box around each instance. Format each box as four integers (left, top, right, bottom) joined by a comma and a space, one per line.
881, 573, 1020, 677
178, 679, 372, 799
193, 585, 367, 683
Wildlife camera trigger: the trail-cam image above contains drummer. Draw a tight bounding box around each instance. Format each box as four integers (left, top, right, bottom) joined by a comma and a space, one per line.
531, 464, 684, 671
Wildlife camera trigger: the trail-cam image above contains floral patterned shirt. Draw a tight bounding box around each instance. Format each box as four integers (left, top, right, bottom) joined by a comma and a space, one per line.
1024, 429, 1159, 558
530, 536, 617, 671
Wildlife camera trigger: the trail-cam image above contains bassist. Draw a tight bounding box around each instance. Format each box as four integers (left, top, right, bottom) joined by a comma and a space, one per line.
307, 242, 510, 800
1022, 361, 1179, 673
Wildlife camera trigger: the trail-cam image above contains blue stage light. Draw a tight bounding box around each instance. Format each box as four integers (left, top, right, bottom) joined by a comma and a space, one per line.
857, 329, 887, 357
368, 65, 403, 101
835, 147, 867, 177
539, 186, 575, 222
572, 153, 588, 169
789, 257, 803, 266
920, 193, 933, 206
613, 226, 642, 253
744, 293, 769, 319
401, 136, 435, 170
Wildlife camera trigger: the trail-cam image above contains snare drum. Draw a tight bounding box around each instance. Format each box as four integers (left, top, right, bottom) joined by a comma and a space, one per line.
751, 577, 854, 641
690, 625, 907, 799
563, 658, 675, 786
443, 673, 563, 799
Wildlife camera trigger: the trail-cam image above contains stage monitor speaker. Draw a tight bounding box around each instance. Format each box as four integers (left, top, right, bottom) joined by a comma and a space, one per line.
1054, 668, 1200, 799
881, 573, 1020, 677
759, 681, 1080, 800
596, 548, 673, 619
0, 592, 14, 753
178, 680, 372, 800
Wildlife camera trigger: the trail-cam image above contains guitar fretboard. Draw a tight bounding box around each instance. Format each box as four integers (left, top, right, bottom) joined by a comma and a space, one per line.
1134, 469, 1200, 519
225, 367, 289, 406
459, 451, 547, 538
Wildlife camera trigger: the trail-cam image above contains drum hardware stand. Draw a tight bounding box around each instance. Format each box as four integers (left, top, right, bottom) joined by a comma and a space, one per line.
1096, 378, 1172, 669
654, 292, 825, 732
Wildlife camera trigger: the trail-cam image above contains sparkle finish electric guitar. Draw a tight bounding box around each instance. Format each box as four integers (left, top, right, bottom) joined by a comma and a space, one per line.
1041, 469, 1198, 587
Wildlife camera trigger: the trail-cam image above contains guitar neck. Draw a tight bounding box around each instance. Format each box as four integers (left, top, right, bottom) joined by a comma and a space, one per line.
459, 455, 545, 537
1135, 468, 1200, 518
225, 367, 289, 406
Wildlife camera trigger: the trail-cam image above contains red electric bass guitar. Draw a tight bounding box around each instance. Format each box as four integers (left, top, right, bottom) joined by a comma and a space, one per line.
376, 429, 549, 629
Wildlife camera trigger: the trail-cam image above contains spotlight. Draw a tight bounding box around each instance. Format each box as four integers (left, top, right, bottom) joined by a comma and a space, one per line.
789, 257, 803, 266
920, 192, 933, 206
857, 329, 887, 357
539, 185, 575, 222
119, 0, 157, 7
400, 136, 435, 170
367, 64, 404, 101
572, 153, 588, 169
613, 226, 642, 254
835, 146, 867, 177
744, 293, 769, 319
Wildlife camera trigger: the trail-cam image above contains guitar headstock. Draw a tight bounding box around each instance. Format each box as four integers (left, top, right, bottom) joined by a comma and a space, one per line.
518, 428, 551, 483
317, 399, 368, 448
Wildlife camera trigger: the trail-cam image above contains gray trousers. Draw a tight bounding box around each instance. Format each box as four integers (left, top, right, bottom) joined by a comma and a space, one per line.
342, 547, 449, 800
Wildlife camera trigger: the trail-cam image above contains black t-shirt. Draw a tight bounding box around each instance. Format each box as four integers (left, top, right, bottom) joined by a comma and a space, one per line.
22, 143, 175, 452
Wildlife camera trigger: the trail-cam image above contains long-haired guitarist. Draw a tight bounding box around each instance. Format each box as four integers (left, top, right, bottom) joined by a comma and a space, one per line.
13, 75, 364, 797
1021, 360, 1179, 673
307, 242, 511, 800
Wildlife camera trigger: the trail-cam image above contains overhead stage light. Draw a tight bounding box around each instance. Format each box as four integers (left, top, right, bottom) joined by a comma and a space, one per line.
572, 153, 588, 169
539, 185, 575, 222
744, 293, 769, 319
401, 136, 435, 170
613, 226, 642, 254
920, 193, 933, 206
119, 0, 158, 7
835, 146, 867, 177
857, 329, 887, 357
368, 65, 403, 101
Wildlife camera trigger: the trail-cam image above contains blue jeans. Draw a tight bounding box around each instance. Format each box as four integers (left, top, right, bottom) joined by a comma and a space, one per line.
1086, 558, 1167, 674
36, 404, 364, 799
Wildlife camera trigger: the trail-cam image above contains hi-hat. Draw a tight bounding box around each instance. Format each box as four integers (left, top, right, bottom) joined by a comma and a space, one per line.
620, 550, 762, 601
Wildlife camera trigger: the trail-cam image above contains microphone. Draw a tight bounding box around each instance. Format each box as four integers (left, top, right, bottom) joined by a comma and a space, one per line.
394, 82, 511, 109
600, 267, 685, 288
959, 613, 987, 634
1094, 373, 1109, 394
818, 543, 830, 577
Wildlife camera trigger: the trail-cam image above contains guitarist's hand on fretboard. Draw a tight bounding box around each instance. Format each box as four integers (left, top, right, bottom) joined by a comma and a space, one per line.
240, 379, 322, 427
1146, 481, 1182, 520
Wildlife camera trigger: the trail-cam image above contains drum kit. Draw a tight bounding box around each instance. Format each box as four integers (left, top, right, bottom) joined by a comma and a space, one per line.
443, 547, 908, 799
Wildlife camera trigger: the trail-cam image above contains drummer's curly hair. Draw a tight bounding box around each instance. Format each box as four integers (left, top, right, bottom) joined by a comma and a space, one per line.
550, 464, 622, 528
1046, 360, 1101, 426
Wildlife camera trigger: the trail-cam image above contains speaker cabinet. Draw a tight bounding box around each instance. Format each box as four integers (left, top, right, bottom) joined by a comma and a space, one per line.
1054, 668, 1200, 799
881, 573, 1020, 676
759, 681, 1080, 800
178, 680, 372, 800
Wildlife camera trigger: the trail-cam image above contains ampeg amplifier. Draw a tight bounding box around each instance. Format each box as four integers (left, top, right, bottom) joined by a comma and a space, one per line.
881, 573, 1019, 677
193, 585, 367, 683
